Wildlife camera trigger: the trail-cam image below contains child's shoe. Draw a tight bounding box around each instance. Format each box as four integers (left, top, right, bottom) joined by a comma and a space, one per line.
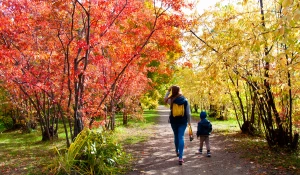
207, 151, 211, 157
196, 149, 202, 154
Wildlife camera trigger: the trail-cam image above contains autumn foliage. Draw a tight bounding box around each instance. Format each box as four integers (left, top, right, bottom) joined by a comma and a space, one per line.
0, 0, 191, 143
179, 0, 300, 149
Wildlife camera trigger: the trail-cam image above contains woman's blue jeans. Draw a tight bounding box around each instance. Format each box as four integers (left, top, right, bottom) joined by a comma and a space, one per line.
171, 123, 187, 159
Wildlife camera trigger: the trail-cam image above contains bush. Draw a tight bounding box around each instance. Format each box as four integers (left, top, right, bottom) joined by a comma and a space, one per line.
49, 128, 130, 175
0, 115, 14, 130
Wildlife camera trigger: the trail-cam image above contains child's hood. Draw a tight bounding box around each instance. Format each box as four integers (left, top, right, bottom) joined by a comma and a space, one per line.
200, 111, 207, 119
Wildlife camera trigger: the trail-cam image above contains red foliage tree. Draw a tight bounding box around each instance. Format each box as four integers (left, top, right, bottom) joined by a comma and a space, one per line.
0, 0, 191, 144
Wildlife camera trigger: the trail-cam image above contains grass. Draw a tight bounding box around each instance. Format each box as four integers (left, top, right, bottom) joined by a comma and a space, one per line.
192, 111, 300, 174
115, 109, 159, 144
0, 122, 6, 133
1, 109, 299, 174
0, 129, 66, 175
226, 133, 300, 174
191, 112, 240, 133
0, 109, 159, 175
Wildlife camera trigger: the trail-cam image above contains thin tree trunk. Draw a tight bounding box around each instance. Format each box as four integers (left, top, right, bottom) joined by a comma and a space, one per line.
59, 105, 70, 147
227, 79, 242, 129
286, 53, 293, 145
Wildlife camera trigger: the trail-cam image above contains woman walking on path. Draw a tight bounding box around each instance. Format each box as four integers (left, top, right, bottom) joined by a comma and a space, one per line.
164, 85, 191, 165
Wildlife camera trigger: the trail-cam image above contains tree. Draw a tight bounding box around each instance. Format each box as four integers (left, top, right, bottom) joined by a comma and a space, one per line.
186, 0, 299, 149
0, 0, 191, 144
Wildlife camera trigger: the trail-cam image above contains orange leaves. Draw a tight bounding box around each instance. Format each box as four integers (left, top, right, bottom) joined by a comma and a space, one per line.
183, 61, 193, 68
0, 0, 190, 132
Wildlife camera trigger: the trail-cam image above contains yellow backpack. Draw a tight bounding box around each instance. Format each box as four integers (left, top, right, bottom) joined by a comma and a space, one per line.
172, 103, 185, 117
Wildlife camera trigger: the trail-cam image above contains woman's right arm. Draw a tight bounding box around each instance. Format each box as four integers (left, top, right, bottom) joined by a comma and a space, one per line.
164, 88, 171, 105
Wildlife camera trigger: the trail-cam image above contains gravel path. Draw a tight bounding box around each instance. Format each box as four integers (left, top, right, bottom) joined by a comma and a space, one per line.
125, 105, 265, 175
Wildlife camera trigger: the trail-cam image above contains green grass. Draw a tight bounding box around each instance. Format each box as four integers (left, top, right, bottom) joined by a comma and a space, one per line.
115, 109, 159, 144
115, 110, 158, 128
0, 129, 65, 175
0, 122, 6, 133
191, 112, 240, 133
1, 109, 299, 174
0, 109, 159, 175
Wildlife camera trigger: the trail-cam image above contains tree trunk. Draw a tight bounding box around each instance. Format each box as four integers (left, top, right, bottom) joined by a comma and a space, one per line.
110, 98, 116, 131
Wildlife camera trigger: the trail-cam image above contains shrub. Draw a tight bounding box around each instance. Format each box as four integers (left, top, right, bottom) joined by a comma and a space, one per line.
49, 128, 130, 175
0, 115, 14, 130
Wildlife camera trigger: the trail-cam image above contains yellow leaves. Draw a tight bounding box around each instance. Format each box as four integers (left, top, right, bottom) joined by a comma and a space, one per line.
277, 54, 287, 66
279, 26, 285, 36
293, 9, 300, 22
282, 0, 293, 7
257, 89, 265, 94
184, 0, 300, 110
242, 0, 248, 6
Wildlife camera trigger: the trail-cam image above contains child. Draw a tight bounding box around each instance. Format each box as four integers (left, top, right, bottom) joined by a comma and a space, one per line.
196, 111, 212, 157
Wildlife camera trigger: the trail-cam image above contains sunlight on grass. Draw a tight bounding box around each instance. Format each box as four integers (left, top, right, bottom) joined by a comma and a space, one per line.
1, 109, 299, 174
191, 113, 240, 133
115, 110, 158, 128
0, 130, 40, 143
115, 126, 153, 144
226, 133, 300, 174
0, 128, 66, 175
114, 109, 158, 144
210, 119, 240, 133
0, 109, 158, 175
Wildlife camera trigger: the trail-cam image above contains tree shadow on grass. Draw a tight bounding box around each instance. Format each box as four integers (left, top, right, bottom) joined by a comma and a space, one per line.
0, 130, 64, 175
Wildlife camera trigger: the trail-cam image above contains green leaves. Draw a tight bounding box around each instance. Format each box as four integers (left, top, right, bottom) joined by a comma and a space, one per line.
51, 128, 129, 174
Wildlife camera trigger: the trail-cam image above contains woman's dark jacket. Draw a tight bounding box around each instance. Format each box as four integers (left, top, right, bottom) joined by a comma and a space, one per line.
169, 96, 190, 125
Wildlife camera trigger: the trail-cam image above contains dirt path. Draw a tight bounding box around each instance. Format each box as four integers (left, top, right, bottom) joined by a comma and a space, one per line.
126, 106, 267, 175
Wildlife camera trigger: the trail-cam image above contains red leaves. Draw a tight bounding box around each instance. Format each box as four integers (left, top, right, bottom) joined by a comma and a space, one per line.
0, 0, 190, 129
183, 61, 193, 68
76, 40, 89, 50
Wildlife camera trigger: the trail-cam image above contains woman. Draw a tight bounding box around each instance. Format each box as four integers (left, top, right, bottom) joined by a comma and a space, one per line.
164, 85, 191, 165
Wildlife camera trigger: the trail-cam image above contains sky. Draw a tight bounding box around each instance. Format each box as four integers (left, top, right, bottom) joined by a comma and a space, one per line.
197, 0, 220, 11
195, 0, 240, 14
183, 0, 221, 15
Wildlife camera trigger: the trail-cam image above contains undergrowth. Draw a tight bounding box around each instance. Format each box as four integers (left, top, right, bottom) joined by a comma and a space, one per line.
226, 133, 300, 174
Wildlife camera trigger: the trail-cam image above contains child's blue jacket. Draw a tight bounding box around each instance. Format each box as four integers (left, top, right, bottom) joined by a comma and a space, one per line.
197, 117, 212, 136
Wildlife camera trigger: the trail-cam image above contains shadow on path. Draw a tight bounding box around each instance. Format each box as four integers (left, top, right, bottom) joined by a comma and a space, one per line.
126, 106, 260, 175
